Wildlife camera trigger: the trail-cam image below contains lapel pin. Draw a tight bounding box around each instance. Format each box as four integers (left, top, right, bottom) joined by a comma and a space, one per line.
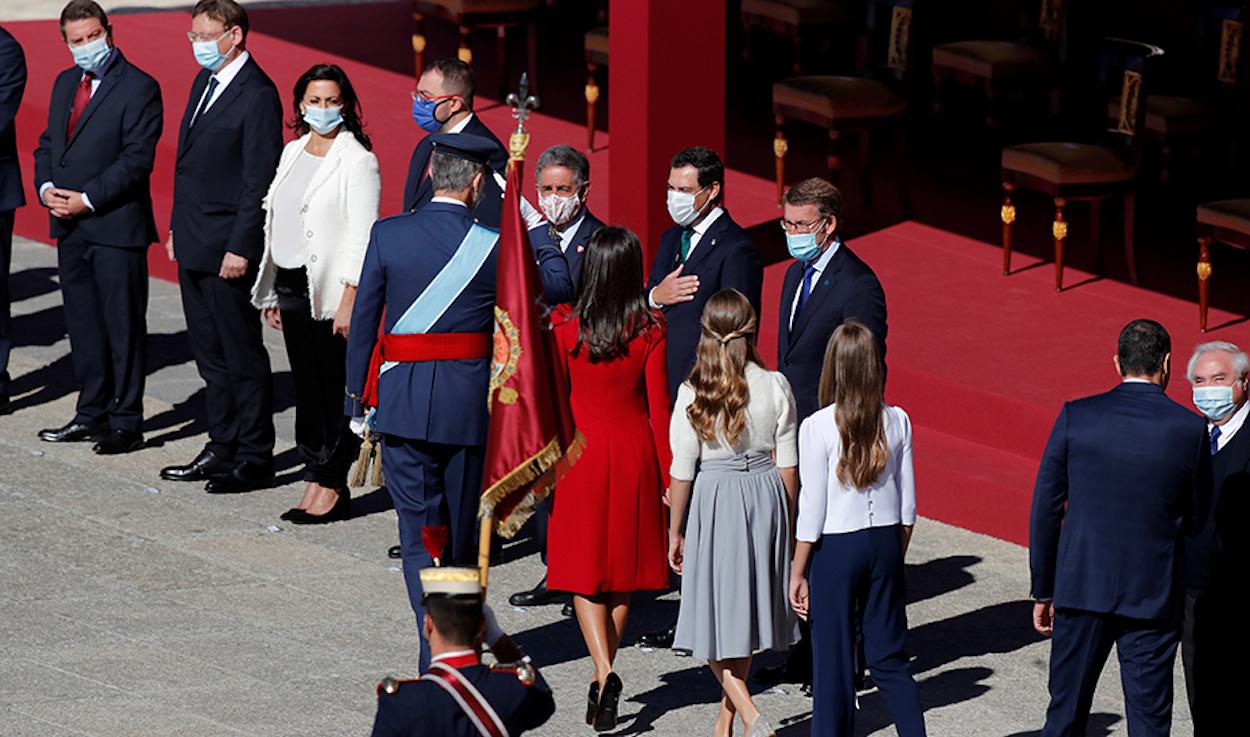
577, 245, 584, 253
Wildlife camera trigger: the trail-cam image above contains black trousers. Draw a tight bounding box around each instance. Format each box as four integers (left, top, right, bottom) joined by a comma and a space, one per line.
1182, 589, 1235, 736
1042, 609, 1178, 737
0, 209, 13, 399
178, 265, 274, 465
57, 235, 148, 432
273, 267, 359, 487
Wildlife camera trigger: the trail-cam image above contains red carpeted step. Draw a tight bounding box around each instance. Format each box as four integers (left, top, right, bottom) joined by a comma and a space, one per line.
911, 422, 1039, 546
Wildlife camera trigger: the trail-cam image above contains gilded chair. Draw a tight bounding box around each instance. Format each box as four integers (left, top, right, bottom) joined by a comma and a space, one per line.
742, 0, 855, 74
1105, 4, 1244, 183
584, 27, 608, 151
771, 0, 915, 209
1196, 199, 1250, 331
931, 0, 1065, 128
411, 0, 541, 98
1001, 38, 1164, 291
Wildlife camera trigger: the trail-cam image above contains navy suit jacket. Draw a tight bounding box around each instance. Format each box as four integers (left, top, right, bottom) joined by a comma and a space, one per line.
371, 665, 555, 737
527, 208, 604, 304
0, 26, 27, 213
402, 115, 507, 226
1029, 382, 1213, 621
777, 243, 888, 423
33, 50, 162, 247
645, 212, 763, 402
1186, 409, 1250, 593
346, 202, 572, 446
170, 56, 282, 273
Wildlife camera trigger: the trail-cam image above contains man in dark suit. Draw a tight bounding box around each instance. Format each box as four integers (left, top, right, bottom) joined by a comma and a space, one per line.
403, 59, 507, 226
645, 146, 763, 403
1030, 319, 1212, 737
1182, 340, 1249, 735
159, 0, 282, 493
32, 1, 162, 454
777, 178, 887, 422
508, 143, 602, 614
371, 566, 555, 737
0, 25, 26, 414
348, 135, 571, 669
758, 177, 888, 689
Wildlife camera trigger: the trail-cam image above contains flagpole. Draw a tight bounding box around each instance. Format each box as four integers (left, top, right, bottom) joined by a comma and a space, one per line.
478, 73, 540, 592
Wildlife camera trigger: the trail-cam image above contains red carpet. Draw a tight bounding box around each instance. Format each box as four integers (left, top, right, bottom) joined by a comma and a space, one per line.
9, 10, 1248, 546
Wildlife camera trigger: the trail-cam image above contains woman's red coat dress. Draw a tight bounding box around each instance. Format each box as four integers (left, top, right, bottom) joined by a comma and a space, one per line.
546, 311, 673, 595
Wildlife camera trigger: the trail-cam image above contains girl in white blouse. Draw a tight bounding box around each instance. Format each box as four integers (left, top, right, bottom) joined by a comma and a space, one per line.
250, 64, 380, 523
789, 321, 926, 737
668, 289, 799, 737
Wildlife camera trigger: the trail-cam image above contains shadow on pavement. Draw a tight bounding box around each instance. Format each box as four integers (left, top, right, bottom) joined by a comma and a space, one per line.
909, 600, 1044, 675
9, 266, 60, 303
1004, 712, 1123, 736
906, 554, 980, 605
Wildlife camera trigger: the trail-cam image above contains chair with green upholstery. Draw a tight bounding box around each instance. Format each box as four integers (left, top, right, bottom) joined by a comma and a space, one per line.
771, 0, 915, 209
932, 0, 1066, 129
1000, 38, 1164, 291
1197, 199, 1250, 331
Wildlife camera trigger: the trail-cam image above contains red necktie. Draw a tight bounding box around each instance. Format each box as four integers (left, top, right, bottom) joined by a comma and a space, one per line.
66, 72, 94, 142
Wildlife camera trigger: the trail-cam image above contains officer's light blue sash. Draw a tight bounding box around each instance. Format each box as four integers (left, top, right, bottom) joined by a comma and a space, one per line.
379, 223, 499, 375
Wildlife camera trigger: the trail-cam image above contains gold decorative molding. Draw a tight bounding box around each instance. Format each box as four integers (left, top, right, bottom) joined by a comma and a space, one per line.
1001, 204, 1016, 225
412, 34, 426, 53
773, 136, 789, 159
584, 83, 600, 105
1116, 70, 1142, 136
887, 7, 913, 73
1052, 219, 1068, 240
1219, 19, 1242, 85
1197, 261, 1212, 280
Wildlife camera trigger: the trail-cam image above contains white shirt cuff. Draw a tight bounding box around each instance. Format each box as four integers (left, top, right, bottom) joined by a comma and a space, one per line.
39, 181, 54, 203
81, 192, 95, 212
648, 287, 661, 309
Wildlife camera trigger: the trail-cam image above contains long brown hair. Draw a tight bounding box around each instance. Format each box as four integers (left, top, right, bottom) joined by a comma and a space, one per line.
818, 321, 887, 489
573, 226, 659, 362
686, 290, 765, 445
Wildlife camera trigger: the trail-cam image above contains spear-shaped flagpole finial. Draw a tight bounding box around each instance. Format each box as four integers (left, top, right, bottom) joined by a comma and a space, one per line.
504, 73, 540, 166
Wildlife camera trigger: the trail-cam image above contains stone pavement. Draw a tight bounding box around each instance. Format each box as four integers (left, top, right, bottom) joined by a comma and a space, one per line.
0, 234, 1193, 736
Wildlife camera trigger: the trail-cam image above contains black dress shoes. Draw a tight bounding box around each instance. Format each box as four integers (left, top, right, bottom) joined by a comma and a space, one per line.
288, 490, 351, 525
388, 544, 402, 559
92, 429, 144, 455
205, 461, 274, 494
38, 421, 105, 443
508, 577, 567, 607
160, 449, 233, 482
637, 624, 676, 649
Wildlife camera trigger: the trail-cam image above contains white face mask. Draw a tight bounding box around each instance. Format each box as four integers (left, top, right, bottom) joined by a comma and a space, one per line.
667, 187, 709, 227
539, 192, 582, 227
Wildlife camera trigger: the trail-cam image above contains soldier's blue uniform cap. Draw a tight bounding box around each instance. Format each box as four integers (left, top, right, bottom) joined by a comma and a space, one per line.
428, 133, 496, 165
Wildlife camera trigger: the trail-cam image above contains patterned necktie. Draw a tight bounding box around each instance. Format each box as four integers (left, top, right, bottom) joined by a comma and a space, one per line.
793, 263, 818, 325
191, 76, 220, 128
66, 72, 94, 141
679, 227, 694, 264
1210, 425, 1222, 456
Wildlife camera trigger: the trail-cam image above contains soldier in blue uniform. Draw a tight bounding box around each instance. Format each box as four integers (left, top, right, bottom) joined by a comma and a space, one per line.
371, 566, 556, 737
346, 134, 572, 669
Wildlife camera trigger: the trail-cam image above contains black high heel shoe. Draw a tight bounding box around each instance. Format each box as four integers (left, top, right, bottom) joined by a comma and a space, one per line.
278, 507, 304, 521
585, 681, 600, 726
593, 672, 622, 732
288, 489, 351, 525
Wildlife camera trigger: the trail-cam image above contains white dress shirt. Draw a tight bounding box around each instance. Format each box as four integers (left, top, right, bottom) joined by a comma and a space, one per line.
795, 403, 916, 542
787, 237, 842, 330
191, 50, 250, 123
39, 48, 122, 212
555, 212, 586, 253
1211, 400, 1248, 452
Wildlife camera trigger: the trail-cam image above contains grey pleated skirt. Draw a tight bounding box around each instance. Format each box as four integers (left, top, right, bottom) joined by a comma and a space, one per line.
673, 452, 799, 660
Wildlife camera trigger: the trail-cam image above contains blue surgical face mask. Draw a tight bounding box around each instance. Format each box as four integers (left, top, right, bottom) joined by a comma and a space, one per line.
411, 95, 445, 133
69, 35, 110, 72
303, 105, 343, 135
1193, 384, 1238, 421
192, 32, 231, 70
786, 221, 830, 262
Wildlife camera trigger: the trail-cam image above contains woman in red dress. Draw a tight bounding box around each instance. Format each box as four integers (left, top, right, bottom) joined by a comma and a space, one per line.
547, 225, 672, 732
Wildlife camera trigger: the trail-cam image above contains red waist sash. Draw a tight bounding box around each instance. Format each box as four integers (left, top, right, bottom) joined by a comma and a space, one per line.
362, 332, 491, 409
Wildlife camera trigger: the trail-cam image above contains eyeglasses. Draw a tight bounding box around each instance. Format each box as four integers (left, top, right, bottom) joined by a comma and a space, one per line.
187, 28, 232, 43
779, 216, 826, 233
411, 91, 462, 103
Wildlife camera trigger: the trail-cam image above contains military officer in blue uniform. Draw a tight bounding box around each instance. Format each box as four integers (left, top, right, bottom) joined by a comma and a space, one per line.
371, 566, 556, 737
346, 134, 572, 669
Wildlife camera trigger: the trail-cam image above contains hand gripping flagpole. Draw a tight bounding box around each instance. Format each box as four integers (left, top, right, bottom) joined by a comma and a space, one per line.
478, 74, 540, 591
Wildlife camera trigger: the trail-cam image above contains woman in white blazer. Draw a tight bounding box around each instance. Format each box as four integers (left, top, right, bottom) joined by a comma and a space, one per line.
251, 64, 380, 524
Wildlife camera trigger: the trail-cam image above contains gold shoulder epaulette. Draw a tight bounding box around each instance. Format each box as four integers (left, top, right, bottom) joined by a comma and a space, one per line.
377, 676, 417, 695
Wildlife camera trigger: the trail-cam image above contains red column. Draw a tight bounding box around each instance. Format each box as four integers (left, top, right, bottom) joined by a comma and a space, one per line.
608, 0, 726, 268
